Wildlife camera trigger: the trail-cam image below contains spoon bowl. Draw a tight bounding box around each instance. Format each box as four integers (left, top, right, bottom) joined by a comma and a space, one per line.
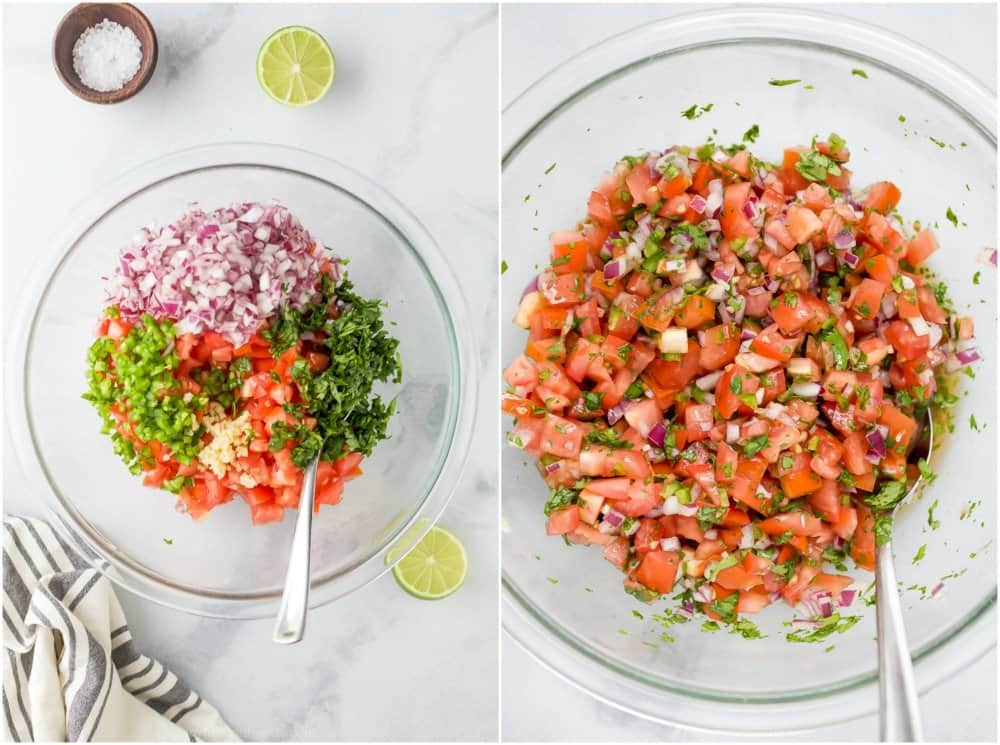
875, 409, 934, 741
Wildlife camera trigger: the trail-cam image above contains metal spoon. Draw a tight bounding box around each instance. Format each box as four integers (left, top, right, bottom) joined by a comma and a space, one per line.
272, 453, 321, 644
875, 410, 933, 741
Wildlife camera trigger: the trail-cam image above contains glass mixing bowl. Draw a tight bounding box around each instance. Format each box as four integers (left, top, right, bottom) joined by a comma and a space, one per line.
8, 143, 477, 618
501, 8, 996, 733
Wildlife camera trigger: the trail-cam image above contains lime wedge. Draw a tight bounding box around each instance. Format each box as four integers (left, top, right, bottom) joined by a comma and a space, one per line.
390, 525, 467, 600
256, 26, 335, 107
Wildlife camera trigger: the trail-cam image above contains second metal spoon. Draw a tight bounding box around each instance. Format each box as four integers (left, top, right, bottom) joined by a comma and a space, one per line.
875, 410, 933, 741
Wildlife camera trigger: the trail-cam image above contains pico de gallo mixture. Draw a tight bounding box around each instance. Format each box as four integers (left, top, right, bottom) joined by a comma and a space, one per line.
85, 202, 401, 525
503, 136, 979, 625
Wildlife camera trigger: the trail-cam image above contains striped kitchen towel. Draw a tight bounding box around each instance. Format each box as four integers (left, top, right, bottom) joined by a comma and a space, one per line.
3, 517, 239, 742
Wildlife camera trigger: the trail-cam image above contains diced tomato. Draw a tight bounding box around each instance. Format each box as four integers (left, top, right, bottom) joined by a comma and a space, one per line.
547, 506, 581, 535
673, 295, 716, 329
635, 550, 680, 593
884, 320, 930, 362
758, 512, 823, 537
864, 181, 901, 214
720, 183, 759, 240
699, 323, 740, 370
851, 502, 877, 570
907, 228, 938, 265
500, 140, 961, 625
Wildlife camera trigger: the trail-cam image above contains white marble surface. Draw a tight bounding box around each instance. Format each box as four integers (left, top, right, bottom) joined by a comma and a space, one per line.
501, 3, 997, 742
3, 3, 497, 741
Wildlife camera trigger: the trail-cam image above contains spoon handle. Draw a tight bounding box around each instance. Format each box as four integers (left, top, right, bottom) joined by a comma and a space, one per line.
272, 456, 318, 645
875, 540, 923, 742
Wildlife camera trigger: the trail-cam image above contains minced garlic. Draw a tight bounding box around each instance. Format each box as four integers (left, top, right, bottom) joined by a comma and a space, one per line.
237, 473, 258, 489
197, 403, 252, 479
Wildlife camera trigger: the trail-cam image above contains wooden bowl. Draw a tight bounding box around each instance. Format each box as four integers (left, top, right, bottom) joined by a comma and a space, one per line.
52, 3, 157, 104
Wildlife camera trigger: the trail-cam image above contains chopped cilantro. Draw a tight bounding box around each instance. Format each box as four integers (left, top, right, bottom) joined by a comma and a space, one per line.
584, 429, 632, 450
785, 613, 860, 643
795, 151, 842, 183
582, 391, 605, 412
680, 103, 714, 120
731, 618, 766, 639
927, 499, 941, 530
851, 68, 868, 79
863, 479, 907, 512
742, 434, 770, 457
705, 592, 739, 624
874, 514, 893, 547
543, 486, 578, 516
768, 78, 802, 86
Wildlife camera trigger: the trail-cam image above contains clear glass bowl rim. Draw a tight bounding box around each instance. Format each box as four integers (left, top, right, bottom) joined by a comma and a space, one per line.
7, 142, 479, 619
501, 5, 996, 733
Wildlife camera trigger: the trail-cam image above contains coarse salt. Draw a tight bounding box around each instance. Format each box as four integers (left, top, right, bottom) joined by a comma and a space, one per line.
72, 19, 142, 93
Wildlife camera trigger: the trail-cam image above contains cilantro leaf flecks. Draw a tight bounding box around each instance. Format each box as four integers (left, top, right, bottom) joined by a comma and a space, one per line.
264, 271, 402, 467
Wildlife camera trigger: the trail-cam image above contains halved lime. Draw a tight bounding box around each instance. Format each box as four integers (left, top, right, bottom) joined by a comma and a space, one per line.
390, 525, 467, 600
256, 26, 335, 107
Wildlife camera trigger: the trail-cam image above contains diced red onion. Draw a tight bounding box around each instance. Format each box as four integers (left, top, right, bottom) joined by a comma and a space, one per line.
726, 423, 740, 443
699, 218, 721, 233
660, 537, 681, 551
606, 400, 632, 426
930, 582, 944, 598
647, 422, 666, 449
705, 180, 724, 218
604, 257, 627, 280
696, 370, 723, 391
955, 348, 981, 365
545, 461, 563, 474
791, 617, 824, 629
880, 293, 897, 319
690, 195, 707, 214
817, 593, 833, 618
694, 584, 715, 603
790, 382, 821, 398
833, 229, 856, 250
603, 510, 624, 528
521, 275, 539, 299
839, 588, 857, 607
865, 427, 887, 458
106, 202, 328, 346
704, 282, 728, 302
740, 328, 758, 341
843, 251, 859, 267
927, 323, 943, 349
710, 264, 734, 283
907, 315, 930, 337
